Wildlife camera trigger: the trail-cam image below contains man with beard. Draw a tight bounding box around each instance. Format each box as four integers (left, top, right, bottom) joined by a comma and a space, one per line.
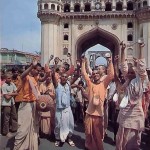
81, 56, 114, 150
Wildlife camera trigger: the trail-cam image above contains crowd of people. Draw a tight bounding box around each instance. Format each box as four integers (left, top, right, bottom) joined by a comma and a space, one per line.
0, 42, 150, 150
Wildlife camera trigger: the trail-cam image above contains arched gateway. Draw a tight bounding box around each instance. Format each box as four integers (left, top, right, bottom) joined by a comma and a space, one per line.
76, 27, 120, 59
75, 27, 120, 73
37, 0, 150, 70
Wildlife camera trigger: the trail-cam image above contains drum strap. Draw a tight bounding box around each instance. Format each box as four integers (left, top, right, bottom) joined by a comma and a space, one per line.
29, 78, 40, 100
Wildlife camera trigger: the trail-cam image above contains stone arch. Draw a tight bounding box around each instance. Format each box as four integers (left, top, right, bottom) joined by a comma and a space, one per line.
64, 35, 68, 41
51, 4, 55, 10
44, 3, 49, 9
105, 2, 112, 11
64, 4, 70, 12
116, 2, 123, 11
74, 3, 81, 12
75, 27, 121, 75
84, 3, 91, 11
143, 0, 148, 7
127, 22, 133, 28
127, 1, 134, 10
127, 34, 133, 41
57, 5, 60, 11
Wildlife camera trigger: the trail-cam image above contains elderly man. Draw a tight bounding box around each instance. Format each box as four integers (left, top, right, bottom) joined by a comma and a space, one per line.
52, 58, 80, 147
116, 42, 148, 150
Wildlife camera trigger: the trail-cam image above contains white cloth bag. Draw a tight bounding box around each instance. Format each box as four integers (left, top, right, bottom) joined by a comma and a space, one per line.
119, 95, 129, 108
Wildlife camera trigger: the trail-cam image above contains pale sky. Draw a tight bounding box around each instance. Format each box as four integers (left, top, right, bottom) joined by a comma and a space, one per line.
1, 0, 110, 65
1, 0, 41, 53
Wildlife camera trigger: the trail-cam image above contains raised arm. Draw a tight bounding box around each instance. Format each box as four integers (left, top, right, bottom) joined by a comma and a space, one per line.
21, 59, 37, 79
46, 55, 54, 66
136, 43, 147, 80
139, 43, 145, 59
67, 53, 73, 66
120, 42, 126, 63
51, 57, 59, 88
70, 68, 80, 85
120, 42, 128, 77
80, 86, 88, 100
85, 57, 92, 76
104, 57, 114, 88
65, 54, 75, 76
38, 64, 51, 82
81, 57, 91, 84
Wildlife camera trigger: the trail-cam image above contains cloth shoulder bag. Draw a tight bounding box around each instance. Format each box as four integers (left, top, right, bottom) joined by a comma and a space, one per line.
119, 95, 129, 109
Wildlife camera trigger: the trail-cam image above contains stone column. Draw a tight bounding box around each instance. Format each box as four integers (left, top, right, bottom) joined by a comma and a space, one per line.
148, 0, 150, 6
41, 22, 50, 66
91, 0, 95, 11
112, 0, 116, 11
101, 0, 105, 11
41, 21, 59, 66
81, 0, 84, 12
70, 1, 74, 12
123, 0, 127, 11
55, 4, 58, 11
42, 3, 44, 9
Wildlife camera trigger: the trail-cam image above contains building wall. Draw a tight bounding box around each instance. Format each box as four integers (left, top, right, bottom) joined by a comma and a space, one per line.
38, 0, 150, 68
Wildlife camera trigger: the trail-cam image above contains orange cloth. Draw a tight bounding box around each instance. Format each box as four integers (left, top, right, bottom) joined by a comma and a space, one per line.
22, 75, 37, 102
12, 76, 24, 102
85, 114, 104, 150
82, 62, 114, 116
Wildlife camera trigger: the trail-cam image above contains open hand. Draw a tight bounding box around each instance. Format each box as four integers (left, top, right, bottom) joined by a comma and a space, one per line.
32, 58, 38, 67
54, 57, 60, 65
120, 41, 126, 50
49, 55, 54, 61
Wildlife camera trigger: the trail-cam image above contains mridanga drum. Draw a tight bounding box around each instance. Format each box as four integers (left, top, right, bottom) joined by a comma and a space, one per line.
36, 95, 53, 112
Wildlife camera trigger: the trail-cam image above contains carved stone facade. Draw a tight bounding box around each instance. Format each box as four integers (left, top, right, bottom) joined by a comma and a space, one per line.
37, 0, 150, 70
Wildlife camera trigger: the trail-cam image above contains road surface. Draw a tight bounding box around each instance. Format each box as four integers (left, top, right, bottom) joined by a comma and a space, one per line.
0, 123, 149, 150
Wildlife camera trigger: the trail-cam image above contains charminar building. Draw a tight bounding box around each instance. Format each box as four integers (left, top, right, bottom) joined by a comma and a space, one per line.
37, 0, 150, 71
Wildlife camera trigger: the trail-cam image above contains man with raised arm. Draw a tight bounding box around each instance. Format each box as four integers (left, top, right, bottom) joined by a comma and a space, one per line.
81, 56, 114, 150
13, 59, 50, 150
52, 58, 79, 147
116, 42, 148, 150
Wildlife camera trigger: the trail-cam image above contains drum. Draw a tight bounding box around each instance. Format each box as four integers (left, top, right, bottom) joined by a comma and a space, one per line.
36, 95, 53, 112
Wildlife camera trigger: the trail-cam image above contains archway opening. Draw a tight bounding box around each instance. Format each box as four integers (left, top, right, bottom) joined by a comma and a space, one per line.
75, 28, 120, 75
85, 3, 91, 11
105, 2, 112, 11
51, 4, 55, 10
44, 4, 48, 9
116, 2, 123, 11
143, 1, 148, 7
127, 1, 134, 10
74, 4, 81, 12
64, 4, 70, 12
86, 44, 110, 68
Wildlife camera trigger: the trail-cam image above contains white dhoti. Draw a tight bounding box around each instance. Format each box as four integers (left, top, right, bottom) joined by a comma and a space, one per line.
13, 102, 39, 150
54, 106, 74, 142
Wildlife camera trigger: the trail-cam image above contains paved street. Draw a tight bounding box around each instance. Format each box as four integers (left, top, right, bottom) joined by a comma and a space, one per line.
0, 123, 150, 150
